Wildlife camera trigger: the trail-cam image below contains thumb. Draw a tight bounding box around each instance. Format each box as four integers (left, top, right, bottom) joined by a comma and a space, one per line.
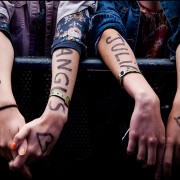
10, 125, 30, 150
10, 139, 32, 179
18, 139, 27, 156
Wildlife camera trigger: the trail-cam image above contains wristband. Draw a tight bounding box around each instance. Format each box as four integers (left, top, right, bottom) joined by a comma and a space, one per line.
117, 67, 141, 88
49, 91, 70, 108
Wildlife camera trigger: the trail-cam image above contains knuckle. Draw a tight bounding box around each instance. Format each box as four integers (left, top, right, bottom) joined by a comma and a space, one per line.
148, 137, 157, 145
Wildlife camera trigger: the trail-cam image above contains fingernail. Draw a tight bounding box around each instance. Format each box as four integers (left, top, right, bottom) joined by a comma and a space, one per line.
10, 142, 17, 150
18, 148, 26, 156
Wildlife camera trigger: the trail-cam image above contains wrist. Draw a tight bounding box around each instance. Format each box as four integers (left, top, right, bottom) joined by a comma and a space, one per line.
135, 91, 160, 108
117, 67, 141, 88
0, 99, 17, 107
0, 91, 16, 107
49, 91, 71, 108
43, 107, 68, 125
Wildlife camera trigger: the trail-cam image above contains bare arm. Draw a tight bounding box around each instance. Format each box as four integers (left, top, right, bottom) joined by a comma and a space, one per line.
163, 44, 180, 179
98, 28, 165, 178
98, 29, 156, 99
8, 1, 97, 175
0, 31, 31, 179
0, 31, 15, 105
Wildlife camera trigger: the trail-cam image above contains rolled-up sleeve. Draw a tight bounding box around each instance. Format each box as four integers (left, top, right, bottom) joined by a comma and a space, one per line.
51, 1, 97, 56
89, 1, 126, 54
0, 1, 14, 41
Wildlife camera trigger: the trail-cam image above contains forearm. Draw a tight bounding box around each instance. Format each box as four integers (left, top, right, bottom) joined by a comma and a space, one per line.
51, 48, 79, 98
0, 31, 16, 106
172, 44, 180, 106
98, 28, 158, 102
48, 48, 79, 112
41, 0, 92, 122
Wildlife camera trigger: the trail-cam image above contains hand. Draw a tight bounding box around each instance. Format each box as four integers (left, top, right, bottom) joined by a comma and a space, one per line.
163, 107, 180, 180
0, 107, 32, 179
127, 93, 165, 179
8, 107, 68, 170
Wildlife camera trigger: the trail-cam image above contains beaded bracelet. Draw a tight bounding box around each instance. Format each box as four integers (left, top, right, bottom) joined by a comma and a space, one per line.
117, 67, 142, 88
0, 104, 18, 111
49, 91, 71, 108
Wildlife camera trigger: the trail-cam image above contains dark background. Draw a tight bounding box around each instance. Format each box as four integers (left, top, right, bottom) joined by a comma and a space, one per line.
0, 57, 178, 180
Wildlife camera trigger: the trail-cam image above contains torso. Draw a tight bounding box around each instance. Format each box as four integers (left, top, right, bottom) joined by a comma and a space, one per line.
135, 1, 171, 58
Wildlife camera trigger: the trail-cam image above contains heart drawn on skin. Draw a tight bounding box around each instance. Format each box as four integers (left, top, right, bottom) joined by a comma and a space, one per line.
37, 132, 54, 153
174, 116, 180, 126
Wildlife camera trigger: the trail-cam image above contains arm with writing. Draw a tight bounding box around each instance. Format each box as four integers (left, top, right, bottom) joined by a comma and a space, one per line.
90, 2, 165, 176
97, 28, 165, 178
8, 1, 97, 176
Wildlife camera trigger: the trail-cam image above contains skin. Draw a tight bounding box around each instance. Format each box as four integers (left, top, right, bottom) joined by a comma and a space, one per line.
8, 48, 80, 174
0, 1, 87, 178
133, 2, 180, 179
163, 44, 180, 180
98, 28, 166, 179
0, 26, 79, 179
96, 1, 179, 179
0, 31, 32, 179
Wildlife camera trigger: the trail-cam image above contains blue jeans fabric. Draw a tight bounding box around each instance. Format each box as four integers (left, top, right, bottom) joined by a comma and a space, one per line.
89, 1, 180, 60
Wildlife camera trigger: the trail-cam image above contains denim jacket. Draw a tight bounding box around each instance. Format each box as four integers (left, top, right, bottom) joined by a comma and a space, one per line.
89, 1, 180, 60
0, 1, 97, 56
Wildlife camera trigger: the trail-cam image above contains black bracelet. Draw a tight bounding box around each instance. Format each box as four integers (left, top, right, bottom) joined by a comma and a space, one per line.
0, 104, 18, 111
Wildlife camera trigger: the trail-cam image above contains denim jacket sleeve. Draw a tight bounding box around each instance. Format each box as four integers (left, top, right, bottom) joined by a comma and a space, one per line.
51, 1, 97, 57
161, 1, 180, 60
168, 21, 180, 60
0, 1, 14, 41
89, 1, 127, 54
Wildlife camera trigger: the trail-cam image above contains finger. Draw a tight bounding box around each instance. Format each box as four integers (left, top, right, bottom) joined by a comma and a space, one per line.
146, 138, 156, 167
18, 139, 27, 156
10, 140, 32, 179
9, 151, 29, 171
19, 165, 32, 179
127, 132, 138, 156
155, 143, 165, 180
137, 139, 146, 163
12, 125, 30, 148
10, 142, 17, 151
163, 143, 173, 180
9, 158, 32, 179
10, 139, 29, 170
